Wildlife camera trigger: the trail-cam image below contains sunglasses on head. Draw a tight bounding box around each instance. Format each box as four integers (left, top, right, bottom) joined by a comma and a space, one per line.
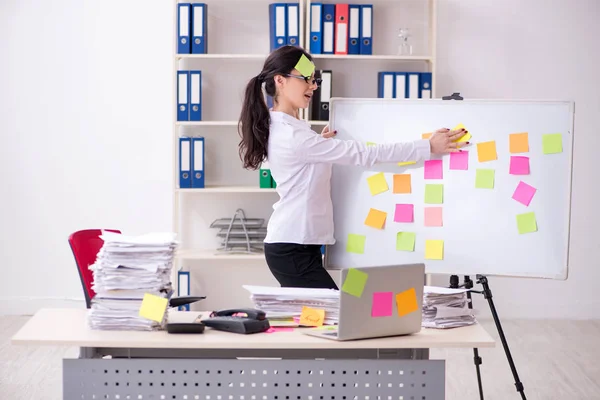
285, 74, 322, 86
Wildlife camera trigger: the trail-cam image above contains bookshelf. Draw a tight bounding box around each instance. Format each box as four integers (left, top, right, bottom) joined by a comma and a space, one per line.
172, 0, 437, 273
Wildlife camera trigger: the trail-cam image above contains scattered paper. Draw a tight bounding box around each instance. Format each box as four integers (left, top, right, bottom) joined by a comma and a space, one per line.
424, 207, 443, 227
346, 233, 366, 254
372, 292, 394, 317
543, 133, 563, 154
367, 172, 389, 195
509, 156, 530, 175
424, 159, 443, 179
341, 268, 369, 297
138, 293, 168, 323
424, 184, 443, 204
512, 181, 537, 206
364, 208, 387, 229
449, 151, 469, 170
477, 141, 498, 162
299, 306, 325, 327
516, 212, 537, 234
394, 204, 414, 223
396, 288, 419, 317
425, 240, 444, 260
294, 54, 315, 77
265, 327, 295, 333
475, 169, 495, 189
393, 174, 412, 194
396, 232, 416, 252
509, 132, 529, 153
453, 123, 472, 143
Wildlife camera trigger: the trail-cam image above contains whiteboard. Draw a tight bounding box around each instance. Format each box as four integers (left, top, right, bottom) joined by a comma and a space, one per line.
325, 98, 574, 279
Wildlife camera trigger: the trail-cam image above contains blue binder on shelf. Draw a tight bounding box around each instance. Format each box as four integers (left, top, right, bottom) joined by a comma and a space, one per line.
189, 70, 202, 121
191, 137, 205, 188
419, 72, 433, 98
179, 137, 191, 188
394, 72, 408, 99
177, 3, 191, 54
322, 4, 335, 54
359, 5, 373, 55
269, 3, 287, 51
191, 3, 207, 54
377, 72, 395, 98
348, 5, 361, 55
177, 71, 190, 121
286, 3, 299, 46
309, 3, 323, 54
177, 271, 191, 311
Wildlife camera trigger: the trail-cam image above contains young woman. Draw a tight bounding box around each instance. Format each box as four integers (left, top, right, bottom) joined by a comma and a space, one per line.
238, 45, 468, 290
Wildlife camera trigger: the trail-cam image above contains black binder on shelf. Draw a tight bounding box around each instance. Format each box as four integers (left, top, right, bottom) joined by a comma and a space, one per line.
310, 69, 332, 121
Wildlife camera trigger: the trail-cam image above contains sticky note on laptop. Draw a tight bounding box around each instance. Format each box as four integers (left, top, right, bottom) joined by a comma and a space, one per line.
396, 288, 419, 317
341, 268, 369, 297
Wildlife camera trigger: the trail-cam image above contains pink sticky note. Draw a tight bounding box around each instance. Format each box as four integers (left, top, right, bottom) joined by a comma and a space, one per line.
372, 292, 393, 317
265, 327, 295, 334
394, 204, 414, 223
510, 156, 530, 175
424, 160, 443, 179
449, 151, 469, 170
512, 181, 537, 206
424, 207, 443, 227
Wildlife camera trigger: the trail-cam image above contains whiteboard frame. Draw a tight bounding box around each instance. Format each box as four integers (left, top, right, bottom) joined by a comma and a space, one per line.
323, 97, 575, 280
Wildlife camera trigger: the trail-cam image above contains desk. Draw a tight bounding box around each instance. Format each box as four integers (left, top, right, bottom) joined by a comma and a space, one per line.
12, 308, 495, 399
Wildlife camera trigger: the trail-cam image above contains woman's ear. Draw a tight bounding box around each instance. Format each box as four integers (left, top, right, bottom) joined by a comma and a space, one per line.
274, 74, 285, 87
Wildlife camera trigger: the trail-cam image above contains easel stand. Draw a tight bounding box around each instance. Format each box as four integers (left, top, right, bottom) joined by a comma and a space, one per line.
449, 274, 527, 400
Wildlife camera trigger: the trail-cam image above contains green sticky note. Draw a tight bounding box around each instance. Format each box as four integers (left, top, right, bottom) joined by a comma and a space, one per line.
294, 54, 315, 77
424, 184, 443, 204
341, 268, 369, 297
396, 232, 416, 252
542, 133, 563, 154
366, 142, 376, 146
475, 169, 495, 189
346, 233, 366, 254
516, 212, 537, 234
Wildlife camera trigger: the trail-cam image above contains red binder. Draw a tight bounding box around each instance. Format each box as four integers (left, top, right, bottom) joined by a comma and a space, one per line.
334, 4, 349, 55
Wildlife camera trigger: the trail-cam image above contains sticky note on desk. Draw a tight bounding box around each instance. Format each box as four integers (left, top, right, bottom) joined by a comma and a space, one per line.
371, 292, 393, 317
509, 132, 529, 153
424, 159, 443, 179
342, 268, 369, 297
367, 172, 388, 195
395, 288, 419, 317
346, 233, 366, 254
299, 306, 325, 327
364, 208, 387, 229
477, 141, 497, 162
424, 184, 443, 204
425, 240, 444, 260
139, 293, 168, 323
542, 133, 563, 154
516, 212, 537, 234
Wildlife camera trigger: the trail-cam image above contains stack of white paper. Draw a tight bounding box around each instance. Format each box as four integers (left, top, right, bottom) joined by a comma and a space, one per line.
242, 285, 340, 325
87, 231, 178, 331
421, 286, 477, 329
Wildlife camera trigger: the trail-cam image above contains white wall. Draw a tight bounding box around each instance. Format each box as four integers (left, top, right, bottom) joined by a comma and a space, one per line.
1, 0, 598, 319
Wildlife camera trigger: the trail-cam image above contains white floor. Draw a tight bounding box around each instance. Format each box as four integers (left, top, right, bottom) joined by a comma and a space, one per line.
2, 316, 599, 400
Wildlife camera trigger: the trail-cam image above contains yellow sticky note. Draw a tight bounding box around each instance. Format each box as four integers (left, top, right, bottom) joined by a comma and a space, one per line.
367, 172, 389, 195
425, 239, 444, 260
364, 208, 387, 229
393, 174, 412, 194
366, 141, 376, 146
509, 132, 529, 153
398, 161, 417, 166
395, 288, 419, 317
299, 306, 325, 327
294, 54, 315, 77
139, 293, 168, 323
453, 123, 472, 143
422, 132, 432, 139
477, 141, 498, 162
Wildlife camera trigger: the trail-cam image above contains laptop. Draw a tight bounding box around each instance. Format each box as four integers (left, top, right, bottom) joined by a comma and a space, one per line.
303, 263, 425, 341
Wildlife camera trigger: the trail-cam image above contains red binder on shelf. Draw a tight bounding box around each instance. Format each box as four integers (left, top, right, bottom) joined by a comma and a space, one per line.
334, 4, 348, 55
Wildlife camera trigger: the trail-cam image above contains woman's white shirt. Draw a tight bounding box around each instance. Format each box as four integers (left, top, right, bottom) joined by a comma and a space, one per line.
263, 110, 431, 245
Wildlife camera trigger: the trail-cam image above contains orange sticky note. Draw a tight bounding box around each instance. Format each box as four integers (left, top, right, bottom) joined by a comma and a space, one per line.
395, 288, 419, 317
393, 174, 412, 194
364, 208, 387, 229
509, 132, 529, 153
477, 141, 498, 162
299, 306, 325, 327
422, 132, 432, 139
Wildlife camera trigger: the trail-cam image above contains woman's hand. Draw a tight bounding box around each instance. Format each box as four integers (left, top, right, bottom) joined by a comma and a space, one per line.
429, 128, 469, 154
321, 125, 337, 139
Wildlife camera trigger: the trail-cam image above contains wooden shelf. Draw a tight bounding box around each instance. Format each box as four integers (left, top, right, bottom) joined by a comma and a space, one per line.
176, 249, 266, 261
310, 54, 433, 61
176, 186, 277, 193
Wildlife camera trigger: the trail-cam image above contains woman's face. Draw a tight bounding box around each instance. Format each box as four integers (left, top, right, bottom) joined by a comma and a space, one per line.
277, 71, 320, 110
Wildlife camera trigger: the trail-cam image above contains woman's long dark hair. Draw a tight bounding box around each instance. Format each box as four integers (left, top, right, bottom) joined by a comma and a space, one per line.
238, 45, 313, 170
